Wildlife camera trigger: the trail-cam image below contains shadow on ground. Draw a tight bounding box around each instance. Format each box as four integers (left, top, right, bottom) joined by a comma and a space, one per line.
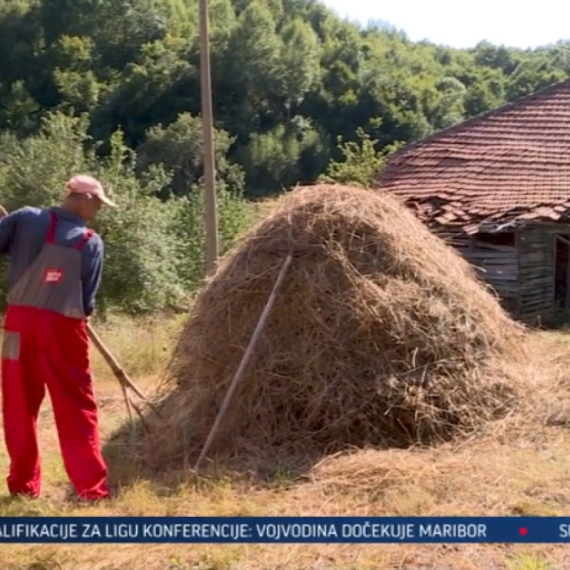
100, 389, 458, 498
101, 414, 344, 497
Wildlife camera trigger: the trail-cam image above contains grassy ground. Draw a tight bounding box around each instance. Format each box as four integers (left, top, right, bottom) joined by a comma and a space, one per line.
0, 318, 569, 569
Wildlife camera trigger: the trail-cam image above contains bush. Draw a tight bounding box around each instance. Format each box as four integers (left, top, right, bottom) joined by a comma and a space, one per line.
319, 128, 403, 187
0, 111, 252, 315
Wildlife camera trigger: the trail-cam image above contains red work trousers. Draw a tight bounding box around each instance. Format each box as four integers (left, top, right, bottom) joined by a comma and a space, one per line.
1, 306, 109, 500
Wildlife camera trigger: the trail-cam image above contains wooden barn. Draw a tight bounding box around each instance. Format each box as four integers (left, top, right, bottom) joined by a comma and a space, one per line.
376, 78, 570, 325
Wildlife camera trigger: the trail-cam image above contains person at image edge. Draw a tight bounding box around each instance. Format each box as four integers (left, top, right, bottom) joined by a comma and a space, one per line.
0, 175, 116, 501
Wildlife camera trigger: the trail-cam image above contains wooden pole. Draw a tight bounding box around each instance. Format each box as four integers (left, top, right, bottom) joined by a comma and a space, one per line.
86, 323, 164, 421
199, 0, 219, 275
194, 252, 294, 470
120, 377, 136, 440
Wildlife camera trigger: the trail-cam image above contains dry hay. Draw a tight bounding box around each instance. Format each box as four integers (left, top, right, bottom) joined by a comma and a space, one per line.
145, 184, 525, 469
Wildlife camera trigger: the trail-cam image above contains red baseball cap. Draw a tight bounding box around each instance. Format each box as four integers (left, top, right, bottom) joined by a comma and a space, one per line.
65, 175, 117, 208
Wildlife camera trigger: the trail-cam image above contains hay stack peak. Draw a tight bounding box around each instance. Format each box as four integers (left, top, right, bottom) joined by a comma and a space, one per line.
148, 184, 524, 468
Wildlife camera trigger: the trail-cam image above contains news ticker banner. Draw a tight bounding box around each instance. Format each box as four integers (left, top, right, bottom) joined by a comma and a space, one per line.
1, 517, 570, 543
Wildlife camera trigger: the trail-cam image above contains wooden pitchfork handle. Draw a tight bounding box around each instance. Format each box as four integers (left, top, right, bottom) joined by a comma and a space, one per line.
193, 251, 294, 470
86, 323, 164, 421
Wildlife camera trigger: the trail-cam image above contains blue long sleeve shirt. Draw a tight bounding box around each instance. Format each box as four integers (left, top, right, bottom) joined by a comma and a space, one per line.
0, 206, 103, 316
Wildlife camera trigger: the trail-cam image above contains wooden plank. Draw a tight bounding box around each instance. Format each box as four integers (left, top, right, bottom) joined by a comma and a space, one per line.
523, 221, 570, 231
478, 269, 518, 277
520, 287, 552, 296
482, 275, 518, 287
474, 266, 518, 273
470, 257, 517, 263
520, 312, 551, 322
520, 286, 552, 295
519, 307, 549, 317
521, 301, 554, 311
466, 256, 518, 264
521, 300, 551, 309
518, 279, 548, 286
520, 248, 552, 259
485, 280, 518, 287
519, 260, 551, 267
481, 277, 518, 284
474, 270, 518, 276
519, 265, 550, 272
520, 242, 551, 252
519, 271, 550, 281
471, 264, 517, 273
467, 250, 517, 257
520, 281, 552, 290
471, 243, 517, 252
476, 270, 519, 277
515, 228, 522, 317
520, 273, 553, 281
487, 277, 518, 286
519, 256, 551, 267
519, 243, 552, 252
466, 246, 517, 252
552, 232, 558, 319
519, 268, 551, 276
519, 259, 551, 266
493, 289, 518, 295
521, 303, 552, 313
520, 290, 551, 298
520, 297, 551, 305
520, 295, 552, 304
519, 242, 551, 250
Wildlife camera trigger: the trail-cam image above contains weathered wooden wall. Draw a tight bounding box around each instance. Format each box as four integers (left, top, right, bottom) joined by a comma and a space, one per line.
439, 222, 570, 324
517, 223, 570, 324
452, 236, 519, 315
517, 225, 553, 323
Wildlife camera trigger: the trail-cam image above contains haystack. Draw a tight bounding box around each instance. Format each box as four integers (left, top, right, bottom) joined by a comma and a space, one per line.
146, 184, 525, 468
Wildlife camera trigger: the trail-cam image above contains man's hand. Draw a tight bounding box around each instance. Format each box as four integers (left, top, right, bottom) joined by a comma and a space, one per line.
0, 205, 7, 219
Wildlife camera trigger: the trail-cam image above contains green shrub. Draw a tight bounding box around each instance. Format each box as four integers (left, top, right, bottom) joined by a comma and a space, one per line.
0, 111, 251, 315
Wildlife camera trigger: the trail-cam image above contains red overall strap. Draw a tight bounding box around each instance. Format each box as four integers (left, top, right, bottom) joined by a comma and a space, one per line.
47, 210, 94, 250
46, 210, 58, 244
75, 228, 95, 251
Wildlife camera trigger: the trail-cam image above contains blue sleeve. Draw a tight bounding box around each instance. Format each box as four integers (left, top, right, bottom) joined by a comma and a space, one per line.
81, 234, 104, 317
0, 209, 22, 256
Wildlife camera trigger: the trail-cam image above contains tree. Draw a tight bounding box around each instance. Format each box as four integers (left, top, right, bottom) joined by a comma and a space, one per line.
136, 112, 245, 197
319, 128, 403, 188
278, 19, 321, 112
1, 0, 570, 200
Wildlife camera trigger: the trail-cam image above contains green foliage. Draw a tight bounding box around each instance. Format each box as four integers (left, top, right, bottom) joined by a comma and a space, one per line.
320, 128, 402, 187
136, 112, 245, 197
1, 0, 569, 199
0, 112, 251, 315
240, 116, 327, 195
171, 183, 253, 291
0, 0, 569, 313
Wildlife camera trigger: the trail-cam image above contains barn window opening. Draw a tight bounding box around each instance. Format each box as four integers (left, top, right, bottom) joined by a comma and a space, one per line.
475, 232, 516, 247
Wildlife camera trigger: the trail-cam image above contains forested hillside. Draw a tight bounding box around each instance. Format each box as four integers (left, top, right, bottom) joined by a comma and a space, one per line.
1, 0, 569, 313
2, 0, 570, 196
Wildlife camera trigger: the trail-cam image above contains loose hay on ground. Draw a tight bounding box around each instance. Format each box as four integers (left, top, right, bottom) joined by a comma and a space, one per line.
144, 184, 525, 469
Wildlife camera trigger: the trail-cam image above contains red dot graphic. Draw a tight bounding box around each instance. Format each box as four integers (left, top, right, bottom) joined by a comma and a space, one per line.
519, 527, 528, 536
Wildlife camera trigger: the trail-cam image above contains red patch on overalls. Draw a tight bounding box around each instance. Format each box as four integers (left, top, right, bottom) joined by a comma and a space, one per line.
43, 268, 63, 284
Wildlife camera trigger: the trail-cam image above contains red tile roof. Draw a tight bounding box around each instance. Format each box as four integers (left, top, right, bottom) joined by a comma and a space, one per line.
375, 79, 570, 234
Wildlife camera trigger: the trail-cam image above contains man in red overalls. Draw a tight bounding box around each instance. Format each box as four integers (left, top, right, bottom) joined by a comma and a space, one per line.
0, 175, 116, 501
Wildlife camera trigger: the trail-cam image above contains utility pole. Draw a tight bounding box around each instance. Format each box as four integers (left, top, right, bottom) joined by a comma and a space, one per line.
199, 0, 219, 275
